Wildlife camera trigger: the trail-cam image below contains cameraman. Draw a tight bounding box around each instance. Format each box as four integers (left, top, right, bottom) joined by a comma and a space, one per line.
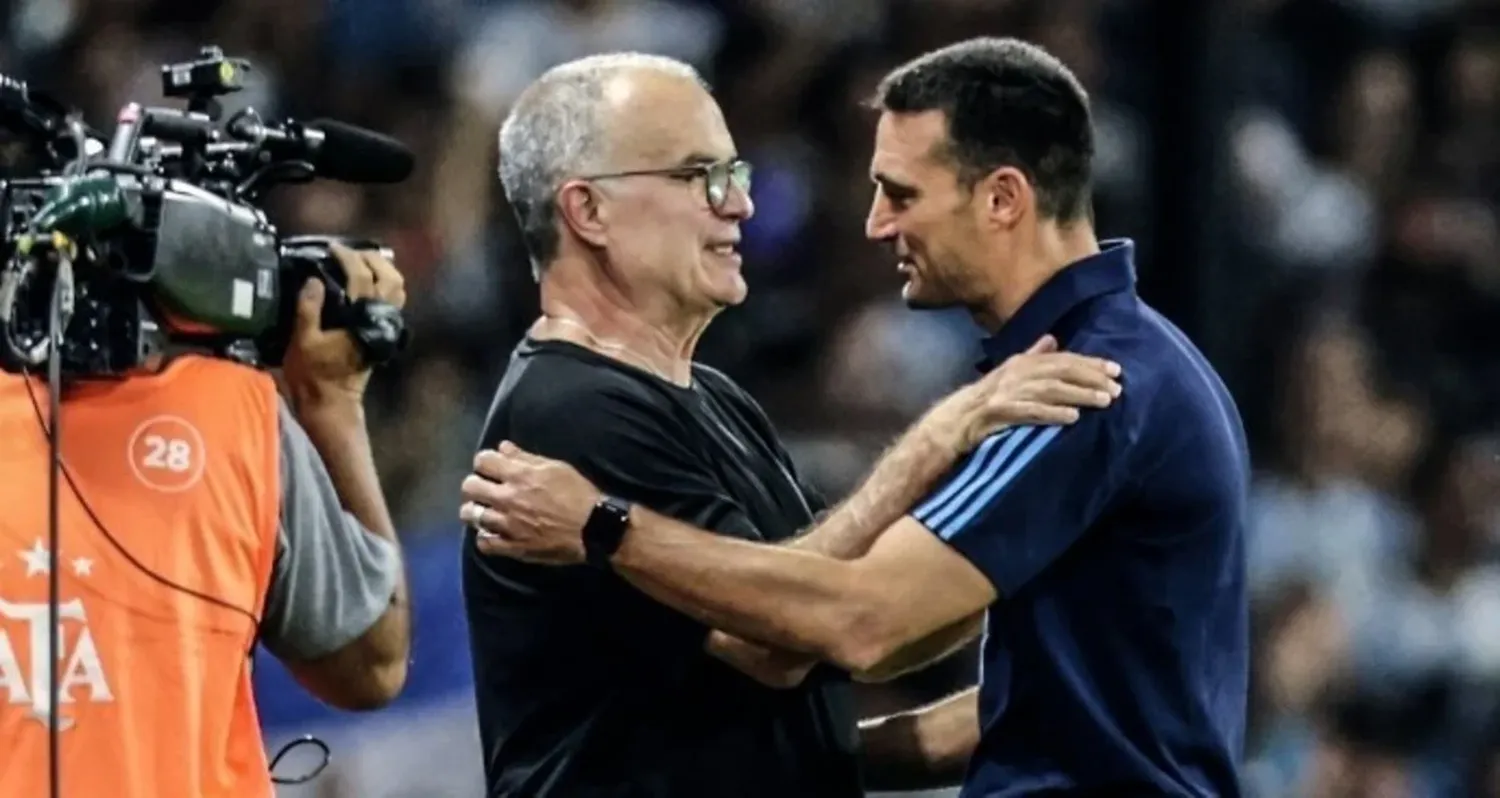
0, 244, 411, 798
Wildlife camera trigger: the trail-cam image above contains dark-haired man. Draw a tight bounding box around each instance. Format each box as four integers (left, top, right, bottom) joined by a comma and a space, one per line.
465, 37, 1251, 797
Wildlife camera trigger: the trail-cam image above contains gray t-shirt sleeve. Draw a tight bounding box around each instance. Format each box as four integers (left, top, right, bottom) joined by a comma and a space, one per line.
259, 396, 402, 661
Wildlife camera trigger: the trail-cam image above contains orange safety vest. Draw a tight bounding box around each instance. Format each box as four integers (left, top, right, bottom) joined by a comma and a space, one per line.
0, 354, 281, 798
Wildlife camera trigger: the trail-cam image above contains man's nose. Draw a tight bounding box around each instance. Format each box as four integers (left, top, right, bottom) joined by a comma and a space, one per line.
866, 203, 894, 242
720, 181, 754, 220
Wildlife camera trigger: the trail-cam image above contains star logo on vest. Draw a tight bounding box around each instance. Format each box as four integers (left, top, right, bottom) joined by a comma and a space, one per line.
18, 539, 93, 578
1, 539, 113, 731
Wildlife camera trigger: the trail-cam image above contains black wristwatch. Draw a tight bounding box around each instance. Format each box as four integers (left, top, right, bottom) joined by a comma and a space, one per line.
582, 495, 632, 569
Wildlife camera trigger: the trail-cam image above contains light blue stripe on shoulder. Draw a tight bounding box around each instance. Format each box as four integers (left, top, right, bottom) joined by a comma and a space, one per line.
912, 428, 1017, 523
918, 427, 1038, 530
937, 425, 1064, 539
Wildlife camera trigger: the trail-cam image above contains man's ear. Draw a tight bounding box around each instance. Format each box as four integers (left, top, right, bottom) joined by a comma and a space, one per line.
556, 180, 610, 248
978, 166, 1031, 230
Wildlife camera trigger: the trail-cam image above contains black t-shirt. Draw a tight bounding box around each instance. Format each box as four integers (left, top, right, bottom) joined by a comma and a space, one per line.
461, 337, 862, 798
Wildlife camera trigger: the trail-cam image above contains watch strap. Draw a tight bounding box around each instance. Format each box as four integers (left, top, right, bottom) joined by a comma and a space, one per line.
582, 495, 631, 569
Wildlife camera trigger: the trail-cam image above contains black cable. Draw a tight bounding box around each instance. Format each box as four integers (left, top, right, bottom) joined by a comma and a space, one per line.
269, 735, 332, 785
45, 241, 65, 798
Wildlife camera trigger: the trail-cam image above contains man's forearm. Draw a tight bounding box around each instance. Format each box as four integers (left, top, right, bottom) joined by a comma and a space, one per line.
794, 409, 976, 559
704, 630, 817, 687
710, 416, 976, 679
859, 687, 980, 791
294, 396, 409, 661
626, 419, 970, 682
853, 612, 983, 683
613, 506, 877, 667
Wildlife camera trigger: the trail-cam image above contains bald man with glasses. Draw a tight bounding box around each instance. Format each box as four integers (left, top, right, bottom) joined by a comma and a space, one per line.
462, 52, 1122, 797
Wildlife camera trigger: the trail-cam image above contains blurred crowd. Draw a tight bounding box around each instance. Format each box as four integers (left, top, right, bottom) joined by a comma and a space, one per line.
1230, 1, 1500, 796
4, 0, 1500, 795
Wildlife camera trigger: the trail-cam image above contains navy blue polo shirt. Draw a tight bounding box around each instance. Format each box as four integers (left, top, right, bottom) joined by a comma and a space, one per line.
910, 239, 1250, 797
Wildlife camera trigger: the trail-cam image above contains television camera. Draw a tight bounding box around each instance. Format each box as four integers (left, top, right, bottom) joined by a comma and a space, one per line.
3, 48, 412, 797
0, 46, 414, 380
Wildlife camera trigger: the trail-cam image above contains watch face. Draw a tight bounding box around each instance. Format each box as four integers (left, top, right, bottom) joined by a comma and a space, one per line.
584, 497, 631, 568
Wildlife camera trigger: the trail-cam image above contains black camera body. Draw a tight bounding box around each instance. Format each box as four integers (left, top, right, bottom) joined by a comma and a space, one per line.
0, 46, 413, 380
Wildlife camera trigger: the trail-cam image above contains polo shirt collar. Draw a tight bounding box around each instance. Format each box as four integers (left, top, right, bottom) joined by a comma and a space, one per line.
979, 238, 1138, 369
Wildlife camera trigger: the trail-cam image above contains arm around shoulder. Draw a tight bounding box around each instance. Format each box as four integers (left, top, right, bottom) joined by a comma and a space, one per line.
471, 377, 999, 685
696, 390, 994, 685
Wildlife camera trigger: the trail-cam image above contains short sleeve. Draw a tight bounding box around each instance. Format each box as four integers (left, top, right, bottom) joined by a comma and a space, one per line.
909, 410, 1127, 596
261, 398, 403, 661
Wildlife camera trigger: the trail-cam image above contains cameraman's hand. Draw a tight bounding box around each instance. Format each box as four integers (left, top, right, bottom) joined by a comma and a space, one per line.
282, 243, 407, 409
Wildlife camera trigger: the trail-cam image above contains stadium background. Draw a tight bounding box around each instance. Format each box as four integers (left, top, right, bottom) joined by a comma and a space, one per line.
4, 0, 1500, 794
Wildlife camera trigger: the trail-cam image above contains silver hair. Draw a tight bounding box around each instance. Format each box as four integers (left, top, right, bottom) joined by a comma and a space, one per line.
497, 53, 706, 279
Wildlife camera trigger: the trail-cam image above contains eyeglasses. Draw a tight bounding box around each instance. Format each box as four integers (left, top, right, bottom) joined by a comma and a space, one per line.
578, 158, 753, 212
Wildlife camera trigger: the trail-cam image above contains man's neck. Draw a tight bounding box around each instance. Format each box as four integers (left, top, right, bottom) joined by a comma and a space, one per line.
975, 221, 1100, 332
534, 263, 710, 387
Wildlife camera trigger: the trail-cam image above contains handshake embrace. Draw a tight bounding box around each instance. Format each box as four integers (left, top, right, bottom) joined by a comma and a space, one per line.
456, 331, 1121, 792
461, 333, 1121, 567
